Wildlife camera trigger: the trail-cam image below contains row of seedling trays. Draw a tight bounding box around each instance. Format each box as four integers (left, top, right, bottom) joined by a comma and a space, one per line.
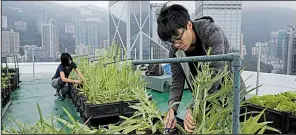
241, 92, 296, 134
1, 68, 20, 108
68, 86, 140, 128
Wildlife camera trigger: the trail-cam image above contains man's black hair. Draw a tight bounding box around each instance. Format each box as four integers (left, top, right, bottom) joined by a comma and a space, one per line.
157, 3, 191, 42
60, 53, 71, 67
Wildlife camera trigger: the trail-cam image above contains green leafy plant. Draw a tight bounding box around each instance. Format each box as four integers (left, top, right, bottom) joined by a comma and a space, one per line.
248, 91, 296, 115
71, 43, 146, 104
2, 103, 103, 134
1, 76, 9, 89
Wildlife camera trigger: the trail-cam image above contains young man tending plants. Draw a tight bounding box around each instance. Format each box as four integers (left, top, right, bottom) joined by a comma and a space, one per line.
51, 53, 84, 100
157, 3, 246, 133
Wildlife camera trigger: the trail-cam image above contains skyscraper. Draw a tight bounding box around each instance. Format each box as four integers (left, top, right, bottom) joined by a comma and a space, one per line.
41, 23, 59, 59
2, 29, 20, 56
49, 19, 60, 58
283, 31, 290, 74
15, 21, 27, 32
286, 26, 296, 75
240, 33, 244, 59
65, 23, 75, 34
195, 1, 242, 53
268, 31, 278, 59
75, 18, 101, 49
37, 7, 48, 33
2, 15, 8, 30
150, 3, 169, 59
277, 30, 287, 60
109, 1, 151, 60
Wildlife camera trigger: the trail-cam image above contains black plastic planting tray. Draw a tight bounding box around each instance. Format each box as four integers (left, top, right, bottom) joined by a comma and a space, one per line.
287, 115, 296, 134
240, 103, 295, 134
79, 95, 87, 112
84, 101, 122, 119
1, 84, 12, 99
1, 93, 11, 108
69, 88, 153, 127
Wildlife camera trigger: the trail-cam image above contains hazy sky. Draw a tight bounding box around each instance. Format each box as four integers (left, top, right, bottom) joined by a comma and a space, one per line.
55, 1, 296, 13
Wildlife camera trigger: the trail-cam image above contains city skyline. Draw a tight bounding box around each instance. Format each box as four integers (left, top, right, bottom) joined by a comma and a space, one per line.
55, 1, 296, 13
1, 1, 295, 75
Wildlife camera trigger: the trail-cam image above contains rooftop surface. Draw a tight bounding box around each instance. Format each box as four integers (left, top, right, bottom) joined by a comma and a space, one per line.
2, 62, 295, 130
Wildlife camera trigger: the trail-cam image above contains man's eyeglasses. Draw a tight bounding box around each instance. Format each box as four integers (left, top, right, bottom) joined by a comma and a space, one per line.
168, 28, 185, 45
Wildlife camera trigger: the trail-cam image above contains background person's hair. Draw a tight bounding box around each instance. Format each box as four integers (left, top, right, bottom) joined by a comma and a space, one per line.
64, 53, 73, 61
60, 53, 71, 67
157, 3, 191, 42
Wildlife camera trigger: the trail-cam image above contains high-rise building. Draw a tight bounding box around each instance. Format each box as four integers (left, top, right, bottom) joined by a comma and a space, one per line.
240, 33, 245, 59
268, 31, 278, 59
241, 44, 246, 58
75, 44, 100, 56
277, 30, 287, 60
252, 42, 269, 63
49, 19, 60, 58
286, 26, 296, 75
109, 1, 151, 60
150, 3, 169, 59
293, 36, 296, 75
37, 7, 48, 32
195, 1, 242, 53
1, 29, 20, 56
23, 45, 47, 62
283, 31, 290, 74
80, 8, 93, 16
75, 18, 101, 55
2, 15, 8, 29
65, 23, 75, 34
41, 23, 59, 59
15, 21, 27, 32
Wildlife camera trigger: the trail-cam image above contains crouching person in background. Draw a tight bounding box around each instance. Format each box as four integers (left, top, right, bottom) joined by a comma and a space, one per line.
51, 53, 84, 100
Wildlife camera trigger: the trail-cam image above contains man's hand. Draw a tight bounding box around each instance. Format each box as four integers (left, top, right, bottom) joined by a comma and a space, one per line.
164, 108, 177, 129
74, 80, 82, 84
184, 109, 196, 133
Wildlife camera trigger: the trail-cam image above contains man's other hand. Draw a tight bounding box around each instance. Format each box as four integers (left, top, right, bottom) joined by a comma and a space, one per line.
184, 109, 196, 133
164, 108, 177, 129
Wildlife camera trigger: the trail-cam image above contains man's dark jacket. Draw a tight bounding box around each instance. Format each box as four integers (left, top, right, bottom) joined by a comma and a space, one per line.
168, 16, 246, 111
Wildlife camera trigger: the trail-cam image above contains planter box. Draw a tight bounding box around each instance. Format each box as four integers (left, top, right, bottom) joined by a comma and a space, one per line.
287, 115, 296, 134
79, 100, 142, 127
1, 85, 11, 99
74, 90, 80, 108
1, 89, 6, 99
1, 93, 11, 108
84, 101, 121, 119
241, 104, 295, 134
122, 100, 140, 116
76, 94, 83, 112
79, 95, 87, 112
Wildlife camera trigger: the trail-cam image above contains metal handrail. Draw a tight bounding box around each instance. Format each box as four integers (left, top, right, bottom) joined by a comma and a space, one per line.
131, 53, 242, 134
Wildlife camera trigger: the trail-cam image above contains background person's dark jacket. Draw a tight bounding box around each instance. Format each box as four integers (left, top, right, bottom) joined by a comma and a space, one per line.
168, 16, 246, 111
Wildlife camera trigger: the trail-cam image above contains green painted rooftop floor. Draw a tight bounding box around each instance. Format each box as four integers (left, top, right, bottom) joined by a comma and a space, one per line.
2, 73, 192, 130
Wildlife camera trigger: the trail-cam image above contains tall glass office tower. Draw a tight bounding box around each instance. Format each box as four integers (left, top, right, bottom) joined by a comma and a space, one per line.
109, 1, 153, 60
195, 1, 242, 53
